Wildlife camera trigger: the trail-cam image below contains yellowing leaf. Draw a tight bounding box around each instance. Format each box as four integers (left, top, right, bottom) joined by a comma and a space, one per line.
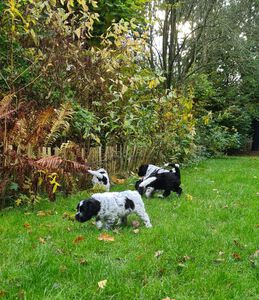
186, 194, 193, 201
98, 233, 115, 242
37, 211, 47, 217
74, 27, 81, 39
39, 237, 46, 244
23, 222, 31, 228
98, 279, 107, 289
232, 252, 241, 260
73, 236, 85, 244
15, 199, 22, 206
121, 84, 128, 95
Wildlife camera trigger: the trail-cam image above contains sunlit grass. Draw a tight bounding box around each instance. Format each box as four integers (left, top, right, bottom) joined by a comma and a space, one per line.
0, 156, 258, 299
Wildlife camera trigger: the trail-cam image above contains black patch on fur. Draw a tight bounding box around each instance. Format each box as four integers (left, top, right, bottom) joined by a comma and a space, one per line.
97, 175, 108, 185
145, 172, 182, 197
99, 171, 106, 174
138, 164, 149, 177
75, 198, 101, 223
125, 198, 135, 210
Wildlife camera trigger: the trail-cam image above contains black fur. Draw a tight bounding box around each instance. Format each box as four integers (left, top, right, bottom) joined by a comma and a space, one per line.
125, 198, 135, 210
136, 163, 182, 198
75, 198, 101, 223
146, 172, 182, 197
98, 176, 108, 185
137, 164, 149, 177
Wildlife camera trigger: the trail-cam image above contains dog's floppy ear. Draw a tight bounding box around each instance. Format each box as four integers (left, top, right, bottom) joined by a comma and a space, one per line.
86, 198, 101, 216
138, 164, 149, 177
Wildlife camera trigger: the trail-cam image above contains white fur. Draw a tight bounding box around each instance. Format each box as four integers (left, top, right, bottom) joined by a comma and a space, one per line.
92, 191, 152, 230
143, 164, 169, 180
139, 176, 157, 188
88, 168, 110, 191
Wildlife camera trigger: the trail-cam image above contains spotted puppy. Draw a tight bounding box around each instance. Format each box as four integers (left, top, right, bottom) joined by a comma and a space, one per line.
75, 190, 152, 230
88, 168, 110, 191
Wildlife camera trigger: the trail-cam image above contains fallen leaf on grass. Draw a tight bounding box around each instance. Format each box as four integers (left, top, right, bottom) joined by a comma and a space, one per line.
0, 290, 6, 297
98, 233, 114, 242
111, 176, 125, 184
186, 194, 193, 201
98, 279, 107, 289
79, 258, 88, 265
39, 237, 46, 244
232, 252, 241, 260
63, 212, 75, 221
133, 229, 139, 234
154, 250, 164, 258
132, 220, 140, 228
73, 236, 85, 244
23, 222, 31, 228
37, 210, 54, 217
214, 258, 225, 263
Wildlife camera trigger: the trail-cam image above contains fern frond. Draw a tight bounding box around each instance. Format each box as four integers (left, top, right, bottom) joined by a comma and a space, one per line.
26, 107, 56, 146
0, 94, 13, 119
45, 102, 74, 146
36, 156, 88, 173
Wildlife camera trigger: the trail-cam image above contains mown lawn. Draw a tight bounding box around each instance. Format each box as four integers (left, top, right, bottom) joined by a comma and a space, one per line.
0, 156, 258, 300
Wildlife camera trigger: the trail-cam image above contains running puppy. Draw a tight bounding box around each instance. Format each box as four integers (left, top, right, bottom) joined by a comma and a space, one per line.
136, 163, 182, 198
75, 190, 152, 230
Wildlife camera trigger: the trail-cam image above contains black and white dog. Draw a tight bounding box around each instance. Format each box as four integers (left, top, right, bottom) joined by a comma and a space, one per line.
135, 163, 182, 198
88, 168, 110, 191
75, 191, 152, 230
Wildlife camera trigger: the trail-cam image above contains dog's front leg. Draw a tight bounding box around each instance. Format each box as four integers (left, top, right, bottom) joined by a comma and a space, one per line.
96, 220, 103, 230
104, 217, 116, 230
135, 209, 152, 228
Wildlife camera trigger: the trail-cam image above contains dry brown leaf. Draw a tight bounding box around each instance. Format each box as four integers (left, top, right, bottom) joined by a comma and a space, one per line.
132, 220, 140, 228
111, 176, 126, 184
79, 258, 88, 265
23, 222, 31, 228
73, 235, 85, 244
98, 233, 115, 242
37, 211, 47, 217
232, 252, 241, 260
98, 279, 107, 289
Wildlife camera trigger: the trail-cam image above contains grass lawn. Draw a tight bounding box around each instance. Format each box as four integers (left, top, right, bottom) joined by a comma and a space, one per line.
0, 156, 258, 300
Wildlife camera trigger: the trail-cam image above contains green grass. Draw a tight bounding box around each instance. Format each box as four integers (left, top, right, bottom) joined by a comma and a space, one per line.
0, 156, 259, 300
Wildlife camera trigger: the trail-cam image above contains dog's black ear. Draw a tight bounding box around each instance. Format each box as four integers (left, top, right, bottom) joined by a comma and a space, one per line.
101, 176, 108, 185
138, 164, 148, 177
87, 199, 101, 216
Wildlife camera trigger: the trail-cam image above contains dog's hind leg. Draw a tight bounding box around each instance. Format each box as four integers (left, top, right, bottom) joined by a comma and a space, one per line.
163, 190, 171, 197
176, 187, 182, 196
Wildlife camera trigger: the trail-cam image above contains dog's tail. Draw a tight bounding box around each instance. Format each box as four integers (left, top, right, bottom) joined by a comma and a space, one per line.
164, 163, 180, 179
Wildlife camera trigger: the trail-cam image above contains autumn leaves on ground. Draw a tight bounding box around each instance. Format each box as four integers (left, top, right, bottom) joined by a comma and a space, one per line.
0, 157, 258, 300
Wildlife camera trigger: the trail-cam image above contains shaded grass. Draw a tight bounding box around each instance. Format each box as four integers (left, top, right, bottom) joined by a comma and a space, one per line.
0, 156, 259, 299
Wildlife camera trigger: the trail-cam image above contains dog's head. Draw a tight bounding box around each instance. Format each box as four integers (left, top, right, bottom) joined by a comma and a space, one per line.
75, 198, 101, 223
137, 164, 149, 177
